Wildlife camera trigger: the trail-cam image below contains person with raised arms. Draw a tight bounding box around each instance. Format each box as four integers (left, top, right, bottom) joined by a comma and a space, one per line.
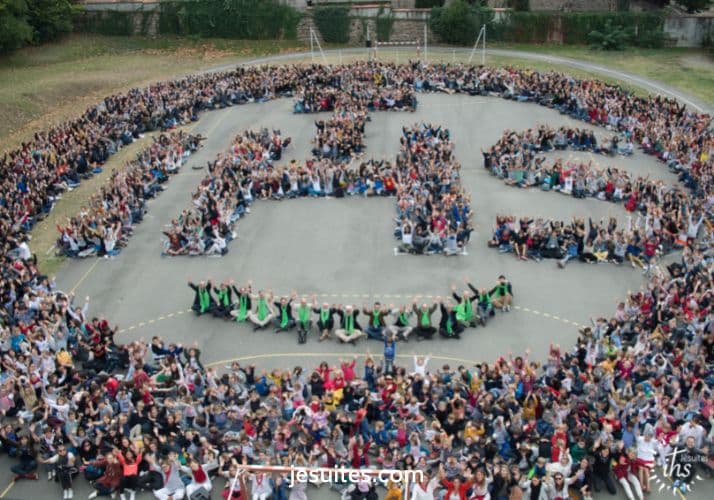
230, 280, 253, 322
412, 298, 438, 340
385, 303, 414, 341
438, 298, 464, 340
248, 289, 275, 331
313, 298, 337, 342
273, 291, 298, 334
335, 304, 365, 344
363, 301, 389, 340
188, 278, 215, 316
451, 278, 478, 328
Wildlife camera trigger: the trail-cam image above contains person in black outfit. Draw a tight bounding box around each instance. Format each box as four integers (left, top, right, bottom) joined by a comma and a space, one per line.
273, 293, 297, 333
438, 300, 463, 339
591, 440, 617, 495
188, 279, 215, 316
313, 300, 336, 341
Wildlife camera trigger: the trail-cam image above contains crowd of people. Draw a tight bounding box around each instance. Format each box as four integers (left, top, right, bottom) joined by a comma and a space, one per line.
56, 132, 203, 259
394, 124, 473, 256
485, 124, 711, 270
161, 128, 291, 257
187, 276, 514, 344
0, 60, 711, 500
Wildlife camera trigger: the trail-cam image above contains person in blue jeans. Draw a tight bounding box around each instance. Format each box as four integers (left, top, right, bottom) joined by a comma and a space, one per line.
383, 334, 396, 375
10, 435, 38, 481
363, 302, 389, 340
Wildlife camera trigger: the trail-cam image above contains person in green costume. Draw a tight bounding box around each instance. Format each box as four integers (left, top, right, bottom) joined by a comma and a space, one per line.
272, 291, 297, 334
247, 290, 274, 330
451, 279, 478, 328
335, 305, 365, 344
229, 281, 253, 322
411, 298, 437, 340
312, 298, 336, 341
295, 296, 313, 344
490, 274, 514, 311
188, 279, 215, 316
438, 298, 464, 339
213, 279, 240, 320
385, 303, 413, 341
362, 302, 389, 340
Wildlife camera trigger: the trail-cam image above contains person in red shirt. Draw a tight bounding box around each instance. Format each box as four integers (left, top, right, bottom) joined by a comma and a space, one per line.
439, 464, 473, 500
350, 435, 371, 468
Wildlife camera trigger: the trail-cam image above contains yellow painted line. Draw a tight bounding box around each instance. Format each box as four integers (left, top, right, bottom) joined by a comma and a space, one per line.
138, 322, 146, 327
158, 316, 165, 321
185, 309, 192, 313
0, 480, 15, 498
206, 352, 479, 369
148, 319, 155, 324
118, 329, 126, 334
69, 258, 100, 294
522, 307, 531, 312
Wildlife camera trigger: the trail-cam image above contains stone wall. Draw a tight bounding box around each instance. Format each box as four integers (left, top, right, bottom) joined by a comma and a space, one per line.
664, 15, 714, 47
487, 0, 614, 9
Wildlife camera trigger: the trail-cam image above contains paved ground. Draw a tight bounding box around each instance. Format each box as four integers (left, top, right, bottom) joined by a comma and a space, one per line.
52, 93, 679, 369
11, 94, 709, 500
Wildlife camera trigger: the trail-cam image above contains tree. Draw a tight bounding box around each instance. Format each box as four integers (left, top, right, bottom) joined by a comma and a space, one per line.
675, 0, 713, 13
509, 0, 530, 10
0, 0, 33, 53
26, 0, 74, 44
588, 19, 632, 50
430, 0, 479, 45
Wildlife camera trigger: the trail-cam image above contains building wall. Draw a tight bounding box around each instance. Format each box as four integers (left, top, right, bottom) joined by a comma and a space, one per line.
664, 15, 714, 47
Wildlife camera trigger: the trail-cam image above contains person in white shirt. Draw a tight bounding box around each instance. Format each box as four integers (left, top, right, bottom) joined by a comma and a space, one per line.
412, 354, 431, 377
635, 428, 657, 492
678, 417, 706, 449
410, 472, 439, 500
251, 471, 273, 500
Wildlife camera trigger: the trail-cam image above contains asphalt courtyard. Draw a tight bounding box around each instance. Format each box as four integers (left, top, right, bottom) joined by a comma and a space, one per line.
10, 91, 710, 499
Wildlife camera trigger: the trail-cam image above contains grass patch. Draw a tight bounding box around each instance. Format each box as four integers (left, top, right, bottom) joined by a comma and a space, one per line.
0, 34, 306, 150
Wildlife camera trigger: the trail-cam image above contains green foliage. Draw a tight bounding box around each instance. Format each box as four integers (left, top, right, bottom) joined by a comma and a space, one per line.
376, 15, 394, 42
79, 10, 134, 37
616, 0, 631, 10
635, 28, 665, 49
156, 0, 301, 39
26, 0, 73, 44
312, 5, 350, 44
490, 11, 666, 47
588, 19, 632, 50
675, 0, 712, 13
0, 0, 33, 53
509, 0, 530, 11
415, 0, 444, 7
78, 0, 302, 39
430, 0, 493, 46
